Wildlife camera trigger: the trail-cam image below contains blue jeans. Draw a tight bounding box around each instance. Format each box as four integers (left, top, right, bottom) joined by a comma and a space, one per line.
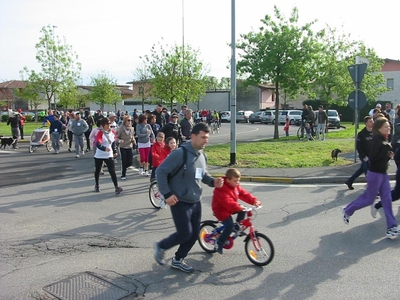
159, 201, 202, 260
347, 159, 369, 185
218, 211, 246, 247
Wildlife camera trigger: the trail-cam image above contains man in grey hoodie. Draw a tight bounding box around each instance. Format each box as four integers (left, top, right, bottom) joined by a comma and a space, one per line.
70, 112, 89, 158
154, 123, 224, 273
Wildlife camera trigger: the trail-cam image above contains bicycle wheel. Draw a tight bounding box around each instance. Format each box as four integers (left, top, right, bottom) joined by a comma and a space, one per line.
46, 142, 53, 152
244, 232, 274, 266
297, 127, 306, 141
28, 146, 34, 153
198, 222, 218, 253
149, 181, 162, 209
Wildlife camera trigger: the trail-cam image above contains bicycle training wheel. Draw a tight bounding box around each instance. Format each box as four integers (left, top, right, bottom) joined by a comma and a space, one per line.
149, 181, 162, 209
245, 232, 274, 266
28, 146, 34, 153
198, 222, 218, 253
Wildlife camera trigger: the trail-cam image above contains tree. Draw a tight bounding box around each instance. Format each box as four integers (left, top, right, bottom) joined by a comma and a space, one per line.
142, 41, 209, 110
20, 25, 81, 109
307, 26, 386, 108
236, 6, 324, 139
89, 71, 121, 111
16, 80, 45, 121
132, 63, 152, 112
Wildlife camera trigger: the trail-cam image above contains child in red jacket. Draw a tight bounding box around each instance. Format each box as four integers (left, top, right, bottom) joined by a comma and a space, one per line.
150, 132, 165, 181
212, 168, 261, 254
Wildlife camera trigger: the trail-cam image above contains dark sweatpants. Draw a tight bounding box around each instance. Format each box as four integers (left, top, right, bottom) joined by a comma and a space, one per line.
159, 201, 201, 260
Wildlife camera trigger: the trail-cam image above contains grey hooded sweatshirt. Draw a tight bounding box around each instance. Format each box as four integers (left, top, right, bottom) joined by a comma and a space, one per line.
156, 142, 214, 203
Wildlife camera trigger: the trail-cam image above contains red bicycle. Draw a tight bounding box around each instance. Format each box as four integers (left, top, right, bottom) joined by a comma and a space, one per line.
198, 206, 274, 266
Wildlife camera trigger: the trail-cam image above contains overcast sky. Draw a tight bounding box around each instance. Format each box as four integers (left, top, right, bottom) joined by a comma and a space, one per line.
1, 0, 399, 85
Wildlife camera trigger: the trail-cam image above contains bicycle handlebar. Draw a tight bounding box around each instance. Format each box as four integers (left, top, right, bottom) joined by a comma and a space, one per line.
243, 205, 262, 212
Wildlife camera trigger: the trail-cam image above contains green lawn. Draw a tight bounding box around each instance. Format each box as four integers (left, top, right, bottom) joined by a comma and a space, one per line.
0, 122, 45, 137
204, 123, 359, 168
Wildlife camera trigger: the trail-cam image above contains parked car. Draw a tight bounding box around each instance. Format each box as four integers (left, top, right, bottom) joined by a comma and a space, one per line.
261, 111, 275, 124
278, 110, 302, 125
236, 110, 254, 123
314, 109, 341, 129
220, 111, 231, 122
249, 111, 264, 123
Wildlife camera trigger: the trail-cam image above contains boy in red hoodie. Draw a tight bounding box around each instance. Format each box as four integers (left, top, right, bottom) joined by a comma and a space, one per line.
212, 168, 261, 254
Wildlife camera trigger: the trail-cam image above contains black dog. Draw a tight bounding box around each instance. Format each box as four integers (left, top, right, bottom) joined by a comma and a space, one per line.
0, 136, 17, 150
331, 148, 342, 161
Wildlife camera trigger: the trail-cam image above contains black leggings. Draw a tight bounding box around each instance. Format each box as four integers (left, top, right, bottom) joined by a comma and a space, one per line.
120, 148, 133, 177
85, 130, 92, 150
94, 157, 118, 187
68, 130, 73, 148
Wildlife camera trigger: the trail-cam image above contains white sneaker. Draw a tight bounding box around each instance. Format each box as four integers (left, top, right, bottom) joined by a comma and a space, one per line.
81, 151, 85, 156
139, 168, 143, 175
75, 154, 80, 158
121, 176, 126, 180
386, 226, 400, 238
145, 171, 149, 177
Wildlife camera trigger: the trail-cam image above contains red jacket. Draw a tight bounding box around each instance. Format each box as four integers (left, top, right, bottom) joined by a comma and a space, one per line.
160, 146, 172, 162
151, 142, 165, 167
212, 176, 257, 221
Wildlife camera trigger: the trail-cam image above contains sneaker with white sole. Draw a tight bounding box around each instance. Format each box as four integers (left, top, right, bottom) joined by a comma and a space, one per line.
81, 151, 85, 156
154, 242, 166, 265
144, 170, 149, 177
342, 207, 350, 225
386, 226, 400, 238
139, 168, 143, 175
371, 202, 378, 218
75, 154, 80, 158
171, 258, 194, 273
121, 176, 126, 180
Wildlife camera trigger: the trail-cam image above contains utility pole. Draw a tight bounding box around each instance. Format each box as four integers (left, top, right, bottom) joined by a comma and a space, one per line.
230, 0, 237, 165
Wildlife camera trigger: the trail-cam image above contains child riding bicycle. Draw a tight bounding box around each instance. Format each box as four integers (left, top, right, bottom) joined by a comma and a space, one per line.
211, 168, 262, 254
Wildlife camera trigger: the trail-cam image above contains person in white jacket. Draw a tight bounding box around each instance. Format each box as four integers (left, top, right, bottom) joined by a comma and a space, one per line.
93, 117, 123, 195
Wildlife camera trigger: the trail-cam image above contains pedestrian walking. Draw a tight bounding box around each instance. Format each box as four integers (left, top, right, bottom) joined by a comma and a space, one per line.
17, 108, 25, 139
345, 116, 374, 190
49, 114, 64, 154
93, 117, 123, 194
316, 105, 328, 141
153, 123, 224, 273
136, 114, 155, 176
342, 117, 400, 238
6, 111, 21, 149
70, 112, 89, 158
117, 115, 136, 180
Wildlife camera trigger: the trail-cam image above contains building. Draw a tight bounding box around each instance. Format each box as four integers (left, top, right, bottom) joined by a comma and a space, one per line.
378, 59, 400, 106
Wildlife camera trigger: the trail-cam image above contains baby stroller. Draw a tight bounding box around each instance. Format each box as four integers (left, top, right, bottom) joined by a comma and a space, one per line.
29, 127, 53, 153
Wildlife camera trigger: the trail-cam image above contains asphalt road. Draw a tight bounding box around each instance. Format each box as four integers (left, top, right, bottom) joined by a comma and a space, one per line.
1, 172, 400, 299
4, 123, 398, 300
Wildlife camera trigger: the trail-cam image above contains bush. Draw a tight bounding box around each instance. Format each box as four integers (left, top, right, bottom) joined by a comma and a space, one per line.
1, 114, 8, 123
25, 115, 34, 122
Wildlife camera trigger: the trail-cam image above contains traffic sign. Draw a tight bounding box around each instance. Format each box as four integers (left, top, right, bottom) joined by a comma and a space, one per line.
348, 90, 367, 110
348, 64, 367, 85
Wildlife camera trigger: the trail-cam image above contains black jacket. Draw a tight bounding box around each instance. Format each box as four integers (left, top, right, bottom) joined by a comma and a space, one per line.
356, 127, 373, 160
159, 122, 183, 144
368, 134, 392, 174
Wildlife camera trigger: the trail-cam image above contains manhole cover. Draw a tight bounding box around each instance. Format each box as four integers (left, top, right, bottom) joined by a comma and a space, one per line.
43, 272, 130, 300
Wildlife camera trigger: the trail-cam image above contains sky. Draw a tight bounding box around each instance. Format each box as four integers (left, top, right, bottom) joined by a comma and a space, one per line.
0, 0, 399, 86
